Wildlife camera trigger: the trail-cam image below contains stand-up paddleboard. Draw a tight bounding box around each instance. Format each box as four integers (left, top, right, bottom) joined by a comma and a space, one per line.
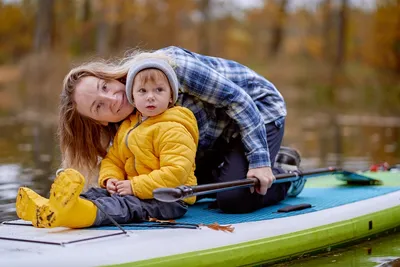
1, 171, 399, 267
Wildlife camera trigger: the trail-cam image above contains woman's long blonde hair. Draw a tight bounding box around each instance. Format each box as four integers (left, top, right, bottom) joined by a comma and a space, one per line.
59, 49, 175, 180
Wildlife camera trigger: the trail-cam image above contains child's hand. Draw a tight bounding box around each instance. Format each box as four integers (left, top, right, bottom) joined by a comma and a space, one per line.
106, 178, 118, 194
116, 180, 133, 196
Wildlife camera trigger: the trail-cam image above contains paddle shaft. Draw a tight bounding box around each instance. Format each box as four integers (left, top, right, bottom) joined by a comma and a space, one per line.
153, 167, 339, 202
189, 167, 338, 195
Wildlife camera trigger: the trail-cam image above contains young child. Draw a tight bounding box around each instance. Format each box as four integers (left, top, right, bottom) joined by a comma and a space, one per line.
16, 58, 199, 228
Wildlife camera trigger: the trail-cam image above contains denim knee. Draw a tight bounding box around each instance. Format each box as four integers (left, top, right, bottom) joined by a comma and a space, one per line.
216, 190, 260, 214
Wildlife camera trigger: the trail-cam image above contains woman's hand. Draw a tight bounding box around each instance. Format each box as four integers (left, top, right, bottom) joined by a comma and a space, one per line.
106, 178, 118, 194
116, 180, 134, 196
247, 167, 275, 195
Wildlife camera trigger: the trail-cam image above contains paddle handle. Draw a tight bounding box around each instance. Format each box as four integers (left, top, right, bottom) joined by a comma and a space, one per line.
153, 167, 339, 202
189, 178, 258, 195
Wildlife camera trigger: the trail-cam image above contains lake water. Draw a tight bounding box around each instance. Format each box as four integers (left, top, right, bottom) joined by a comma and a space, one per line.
0, 119, 59, 222
276, 230, 400, 267
0, 118, 399, 266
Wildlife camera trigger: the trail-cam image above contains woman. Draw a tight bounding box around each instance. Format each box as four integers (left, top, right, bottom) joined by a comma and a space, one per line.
16, 59, 200, 228
60, 46, 299, 214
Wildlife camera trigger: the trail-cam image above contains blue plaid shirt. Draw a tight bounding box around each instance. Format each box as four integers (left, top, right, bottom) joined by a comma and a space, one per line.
159, 46, 287, 168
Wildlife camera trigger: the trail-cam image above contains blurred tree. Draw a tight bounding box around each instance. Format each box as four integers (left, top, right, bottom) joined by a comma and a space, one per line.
314, 0, 349, 167
347, 5, 374, 64
245, 1, 273, 62
77, 0, 93, 54
165, 0, 181, 46
316, 0, 334, 166
374, 0, 400, 73
198, 0, 211, 54
104, 0, 138, 52
246, 9, 266, 62
322, 0, 333, 62
109, 0, 129, 52
94, 0, 110, 55
330, 0, 348, 167
335, 0, 347, 68
269, 0, 288, 56
138, 0, 164, 48
223, 20, 252, 61
302, 7, 322, 59
54, 1, 77, 52
34, 0, 55, 52
0, 1, 34, 62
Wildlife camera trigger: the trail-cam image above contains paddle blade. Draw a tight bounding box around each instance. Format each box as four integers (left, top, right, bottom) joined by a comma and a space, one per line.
153, 188, 183, 202
336, 170, 383, 185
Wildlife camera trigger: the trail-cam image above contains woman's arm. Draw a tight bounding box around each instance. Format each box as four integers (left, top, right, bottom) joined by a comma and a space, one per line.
167, 47, 271, 169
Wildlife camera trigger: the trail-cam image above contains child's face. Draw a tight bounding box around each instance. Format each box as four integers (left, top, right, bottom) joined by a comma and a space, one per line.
132, 75, 172, 117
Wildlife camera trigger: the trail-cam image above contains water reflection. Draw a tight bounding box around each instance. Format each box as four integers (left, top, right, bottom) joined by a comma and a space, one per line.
275, 229, 400, 266
0, 119, 59, 222
371, 257, 400, 267
286, 113, 400, 168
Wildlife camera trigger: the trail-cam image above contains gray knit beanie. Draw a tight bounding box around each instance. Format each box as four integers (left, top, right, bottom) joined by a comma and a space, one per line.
125, 58, 179, 105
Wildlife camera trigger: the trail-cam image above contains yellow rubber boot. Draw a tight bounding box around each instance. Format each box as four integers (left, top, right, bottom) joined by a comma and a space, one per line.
16, 187, 48, 222
33, 168, 97, 229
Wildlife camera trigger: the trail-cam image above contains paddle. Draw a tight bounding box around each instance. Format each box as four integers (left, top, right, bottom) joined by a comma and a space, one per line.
336, 170, 382, 185
153, 167, 377, 203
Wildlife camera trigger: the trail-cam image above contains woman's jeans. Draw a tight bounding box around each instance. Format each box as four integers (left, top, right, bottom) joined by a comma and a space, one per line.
195, 118, 290, 213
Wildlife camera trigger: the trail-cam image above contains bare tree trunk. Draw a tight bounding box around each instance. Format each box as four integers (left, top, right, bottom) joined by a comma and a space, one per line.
34, 0, 55, 52
269, 0, 288, 56
198, 0, 211, 54
110, 0, 129, 52
318, 0, 333, 166
165, 0, 179, 47
335, 0, 347, 68
329, 0, 348, 167
395, 0, 400, 73
322, 0, 333, 62
95, 1, 109, 55
80, 0, 92, 53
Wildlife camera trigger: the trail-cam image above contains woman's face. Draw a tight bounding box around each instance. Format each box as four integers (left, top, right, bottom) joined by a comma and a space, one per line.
74, 76, 134, 125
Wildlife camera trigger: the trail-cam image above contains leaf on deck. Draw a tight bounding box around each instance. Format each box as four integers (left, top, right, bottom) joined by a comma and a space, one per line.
200, 222, 235, 233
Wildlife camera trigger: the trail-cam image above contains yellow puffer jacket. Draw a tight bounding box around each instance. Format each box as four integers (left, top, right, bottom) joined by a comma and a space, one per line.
99, 106, 198, 204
